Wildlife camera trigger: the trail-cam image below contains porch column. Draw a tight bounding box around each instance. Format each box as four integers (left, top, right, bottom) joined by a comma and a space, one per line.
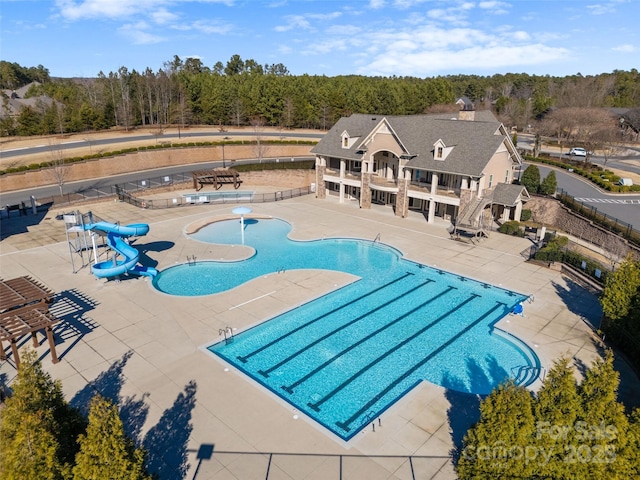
431, 173, 439, 195
514, 201, 523, 221
360, 160, 372, 209
396, 175, 409, 218
315, 156, 326, 199
340, 159, 346, 177
339, 182, 345, 203
427, 199, 436, 223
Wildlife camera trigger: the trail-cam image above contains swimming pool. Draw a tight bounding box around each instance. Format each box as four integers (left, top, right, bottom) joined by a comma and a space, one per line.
154, 218, 540, 441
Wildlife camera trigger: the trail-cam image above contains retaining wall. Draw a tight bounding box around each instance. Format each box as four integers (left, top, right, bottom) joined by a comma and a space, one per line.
0, 144, 313, 192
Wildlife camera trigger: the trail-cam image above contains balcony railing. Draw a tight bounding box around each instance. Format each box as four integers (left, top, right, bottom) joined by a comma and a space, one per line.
409, 181, 460, 198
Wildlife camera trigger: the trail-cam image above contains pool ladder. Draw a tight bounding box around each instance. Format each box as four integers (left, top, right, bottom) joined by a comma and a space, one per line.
373, 233, 381, 244
219, 326, 234, 344
187, 255, 197, 266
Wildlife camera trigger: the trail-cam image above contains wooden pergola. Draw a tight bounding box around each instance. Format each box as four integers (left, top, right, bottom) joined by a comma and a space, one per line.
192, 169, 242, 191
0, 276, 60, 367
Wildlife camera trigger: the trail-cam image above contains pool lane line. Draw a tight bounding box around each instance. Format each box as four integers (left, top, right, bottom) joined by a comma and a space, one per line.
229, 291, 277, 310
279, 284, 455, 392
307, 292, 481, 413
258, 278, 437, 379
335, 301, 507, 433
235, 272, 415, 363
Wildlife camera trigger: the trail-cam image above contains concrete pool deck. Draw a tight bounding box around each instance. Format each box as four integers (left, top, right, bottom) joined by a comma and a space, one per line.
1, 190, 639, 479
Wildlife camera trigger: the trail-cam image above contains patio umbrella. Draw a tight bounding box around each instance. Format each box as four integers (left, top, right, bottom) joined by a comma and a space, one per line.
232, 206, 252, 244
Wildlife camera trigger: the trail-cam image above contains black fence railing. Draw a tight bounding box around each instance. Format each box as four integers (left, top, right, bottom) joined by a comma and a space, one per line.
524, 242, 608, 287
556, 188, 640, 248
6, 157, 315, 211
115, 185, 314, 209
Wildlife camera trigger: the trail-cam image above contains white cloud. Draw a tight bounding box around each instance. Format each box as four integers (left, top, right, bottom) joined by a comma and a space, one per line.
275, 11, 341, 32
612, 44, 636, 52
512, 30, 530, 41
118, 21, 166, 44
586, 1, 623, 15
56, 0, 162, 20
426, 3, 474, 26
275, 15, 311, 32
150, 8, 179, 25
369, 0, 385, 8
189, 19, 233, 34
393, 0, 431, 9
308, 12, 342, 21
361, 43, 569, 76
478, 1, 511, 14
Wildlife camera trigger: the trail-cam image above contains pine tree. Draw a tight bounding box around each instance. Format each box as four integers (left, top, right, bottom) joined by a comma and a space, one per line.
0, 349, 84, 480
578, 350, 633, 476
533, 356, 585, 478
73, 395, 151, 480
457, 381, 536, 479
539, 170, 557, 196
600, 253, 640, 323
520, 164, 540, 194
627, 408, 640, 476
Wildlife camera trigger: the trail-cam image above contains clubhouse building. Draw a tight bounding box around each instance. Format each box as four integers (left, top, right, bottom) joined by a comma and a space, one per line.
312, 102, 529, 235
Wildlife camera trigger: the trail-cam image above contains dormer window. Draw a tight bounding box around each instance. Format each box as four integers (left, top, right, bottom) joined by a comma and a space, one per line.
341, 130, 359, 149
433, 138, 453, 161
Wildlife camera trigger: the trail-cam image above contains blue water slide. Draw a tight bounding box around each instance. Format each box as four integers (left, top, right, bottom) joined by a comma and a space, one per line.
85, 222, 158, 279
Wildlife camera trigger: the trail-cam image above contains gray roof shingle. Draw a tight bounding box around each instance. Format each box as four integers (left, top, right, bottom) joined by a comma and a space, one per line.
492, 183, 530, 206
312, 113, 509, 177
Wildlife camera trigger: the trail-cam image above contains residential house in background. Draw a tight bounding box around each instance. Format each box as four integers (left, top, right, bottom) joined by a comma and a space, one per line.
312, 102, 529, 236
0, 82, 54, 119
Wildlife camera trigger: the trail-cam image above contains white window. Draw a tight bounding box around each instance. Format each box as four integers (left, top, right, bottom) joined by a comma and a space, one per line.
489, 174, 493, 188
505, 170, 509, 183
437, 146, 443, 158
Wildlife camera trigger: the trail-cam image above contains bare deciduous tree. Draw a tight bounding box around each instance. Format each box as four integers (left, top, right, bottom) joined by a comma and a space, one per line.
45, 140, 70, 196
251, 116, 269, 162
537, 107, 616, 164
595, 124, 626, 169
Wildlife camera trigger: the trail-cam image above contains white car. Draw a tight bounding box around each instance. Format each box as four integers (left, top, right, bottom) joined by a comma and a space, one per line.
569, 147, 587, 157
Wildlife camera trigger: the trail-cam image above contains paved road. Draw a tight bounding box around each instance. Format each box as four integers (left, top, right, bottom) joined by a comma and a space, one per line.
3, 131, 639, 230
0, 131, 320, 159
536, 164, 640, 230
517, 135, 640, 176
0, 157, 311, 208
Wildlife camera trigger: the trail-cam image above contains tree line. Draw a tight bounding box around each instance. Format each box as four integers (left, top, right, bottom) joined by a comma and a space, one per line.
1, 57, 639, 137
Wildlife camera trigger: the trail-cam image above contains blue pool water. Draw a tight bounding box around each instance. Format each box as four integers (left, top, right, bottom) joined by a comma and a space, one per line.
153, 218, 540, 441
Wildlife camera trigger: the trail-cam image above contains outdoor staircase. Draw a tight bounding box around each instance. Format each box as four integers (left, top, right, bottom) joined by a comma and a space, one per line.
453, 193, 494, 240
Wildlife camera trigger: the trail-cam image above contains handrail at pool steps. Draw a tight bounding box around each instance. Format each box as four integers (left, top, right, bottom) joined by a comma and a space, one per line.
115, 185, 314, 209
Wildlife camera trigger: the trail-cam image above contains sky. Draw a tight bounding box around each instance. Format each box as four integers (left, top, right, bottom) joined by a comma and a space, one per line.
1, 0, 639, 79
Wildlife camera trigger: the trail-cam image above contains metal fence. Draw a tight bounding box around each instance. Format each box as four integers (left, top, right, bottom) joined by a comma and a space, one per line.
4, 171, 196, 210
115, 184, 314, 209
556, 188, 640, 248
0, 156, 313, 211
